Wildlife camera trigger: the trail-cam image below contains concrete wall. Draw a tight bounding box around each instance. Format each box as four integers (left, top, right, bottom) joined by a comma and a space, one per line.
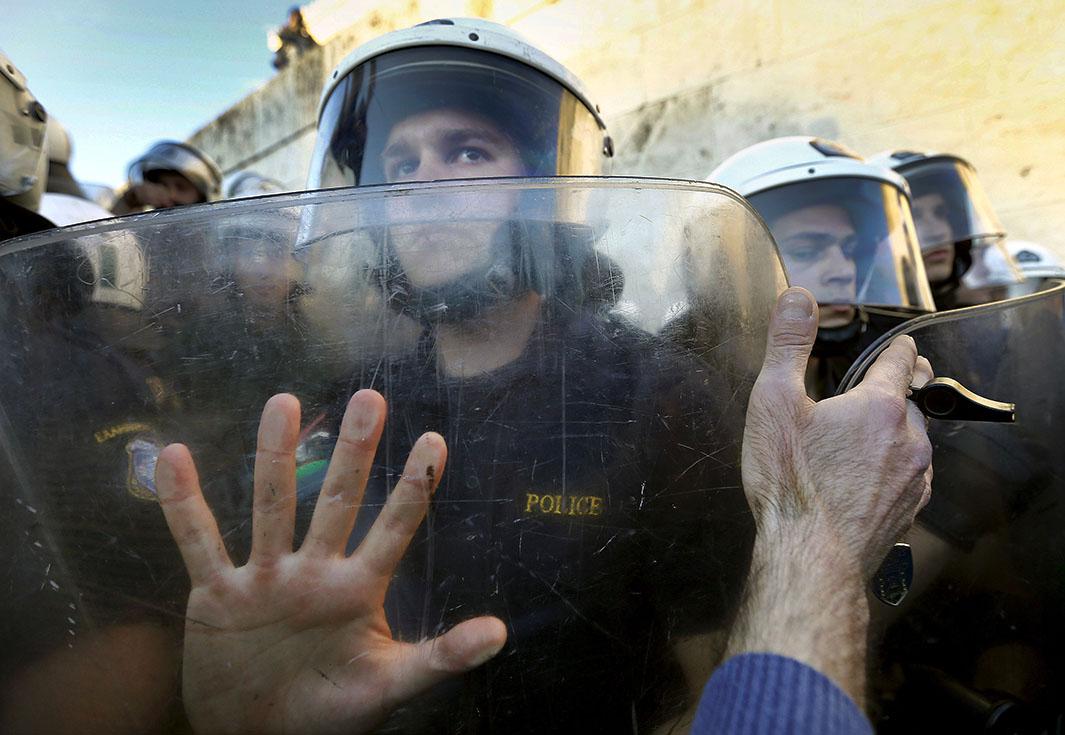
190, 0, 1065, 251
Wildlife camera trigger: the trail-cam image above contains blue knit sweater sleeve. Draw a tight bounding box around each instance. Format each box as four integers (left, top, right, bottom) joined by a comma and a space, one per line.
692, 653, 873, 735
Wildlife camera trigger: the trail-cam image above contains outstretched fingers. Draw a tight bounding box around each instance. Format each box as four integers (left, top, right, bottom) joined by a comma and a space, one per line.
354, 432, 447, 579
250, 393, 302, 564
156, 444, 233, 586
302, 390, 387, 557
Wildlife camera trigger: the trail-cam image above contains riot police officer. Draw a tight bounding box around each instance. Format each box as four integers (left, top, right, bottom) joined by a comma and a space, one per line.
145, 18, 767, 734
998, 239, 1065, 297
112, 140, 222, 214
710, 136, 936, 397
0, 51, 194, 734
222, 169, 285, 199
868, 149, 1022, 308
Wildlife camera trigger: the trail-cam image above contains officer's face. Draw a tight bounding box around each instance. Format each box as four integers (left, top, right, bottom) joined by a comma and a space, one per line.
382, 108, 525, 287
772, 204, 859, 329
235, 247, 292, 319
155, 171, 204, 206
912, 192, 956, 283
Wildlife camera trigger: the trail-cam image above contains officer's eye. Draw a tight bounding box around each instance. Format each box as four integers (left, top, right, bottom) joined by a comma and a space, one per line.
783, 240, 825, 263
453, 147, 491, 164
840, 236, 859, 258
789, 248, 820, 264
387, 158, 419, 180
933, 204, 949, 221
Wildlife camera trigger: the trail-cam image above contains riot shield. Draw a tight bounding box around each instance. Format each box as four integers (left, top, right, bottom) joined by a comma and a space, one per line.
839, 281, 1065, 732
0, 177, 786, 733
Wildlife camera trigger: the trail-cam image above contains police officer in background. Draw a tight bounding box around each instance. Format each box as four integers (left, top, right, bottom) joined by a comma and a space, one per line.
997, 239, 1065, 297
0, 51, 194, 734
42, 115, 85, 198
223, 169, 285, 199
112, 139, 222, 214
868, 150, 1022, 308
37, 117, 118, 226
710, 136, 936, 397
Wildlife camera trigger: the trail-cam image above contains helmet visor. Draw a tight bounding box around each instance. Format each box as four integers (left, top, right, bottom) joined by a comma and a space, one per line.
903, 157, 1006, 252
750, 177, 935, 315
129, 143, 221, 200
309, 46, 608, 189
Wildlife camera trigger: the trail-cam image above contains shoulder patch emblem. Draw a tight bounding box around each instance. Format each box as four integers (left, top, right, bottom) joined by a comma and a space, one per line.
95, 422, 153, 444
126, 438, 162, 501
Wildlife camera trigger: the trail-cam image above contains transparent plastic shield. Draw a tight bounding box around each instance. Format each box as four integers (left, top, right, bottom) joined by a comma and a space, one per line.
840, 283, 1065, 729
749, 177, 935, 319
0, 178, 785, 732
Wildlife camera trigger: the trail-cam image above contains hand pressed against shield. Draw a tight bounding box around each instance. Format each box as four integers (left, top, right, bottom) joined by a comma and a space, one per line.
741, 288, 934, 579
725, 287, 934, 711
155, 390, 507, 735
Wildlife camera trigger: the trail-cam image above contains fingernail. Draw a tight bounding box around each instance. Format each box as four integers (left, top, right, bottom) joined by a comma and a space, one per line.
779, 290, 814, 321
260, 406, 289, 444
349, 391, 381, 437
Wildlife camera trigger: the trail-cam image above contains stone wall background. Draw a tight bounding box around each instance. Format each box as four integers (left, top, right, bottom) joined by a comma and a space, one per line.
190, 0, 1065, 251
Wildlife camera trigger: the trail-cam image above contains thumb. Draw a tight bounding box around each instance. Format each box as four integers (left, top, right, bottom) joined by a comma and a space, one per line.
390, 616, 508, 706
756, 287, 818, 395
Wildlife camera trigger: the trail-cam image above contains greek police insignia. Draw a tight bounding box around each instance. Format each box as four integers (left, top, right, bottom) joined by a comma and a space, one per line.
126, 438, 162, 501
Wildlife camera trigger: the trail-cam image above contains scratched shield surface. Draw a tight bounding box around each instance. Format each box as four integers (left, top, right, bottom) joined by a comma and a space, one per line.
840, 282, 1065, 732
0, 178, 786, 732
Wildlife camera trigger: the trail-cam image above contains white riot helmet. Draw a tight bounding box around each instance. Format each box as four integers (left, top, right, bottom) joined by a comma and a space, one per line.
307, 18, 613, 189
43, 115, 88, 199
986, 240, 1065, 298
222, 170, 285, 199
868, 150, 1021, 303
0, 49, 48, 213
710, 136, 935, 338
128, 141, 223, 201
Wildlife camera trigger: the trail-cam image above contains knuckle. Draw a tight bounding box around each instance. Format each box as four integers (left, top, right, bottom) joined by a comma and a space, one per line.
335, 431, 376, 453
892, 334, 918, 357
915, 438, 934, 470
770, 328, 812, 350
868, 386, 908, 423
901, 436, 933, 477
427, 634, 465, 673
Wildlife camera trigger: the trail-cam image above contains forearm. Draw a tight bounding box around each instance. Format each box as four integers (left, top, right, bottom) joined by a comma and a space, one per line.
725, 525, 870, 708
